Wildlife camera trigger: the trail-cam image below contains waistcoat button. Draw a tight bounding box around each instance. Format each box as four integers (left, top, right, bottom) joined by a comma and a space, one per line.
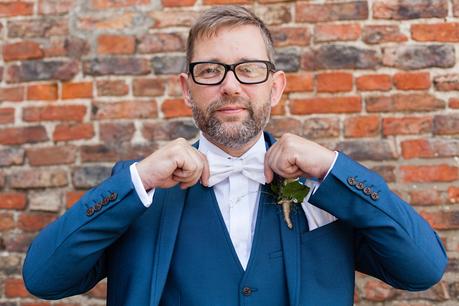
242, 287, 252, 296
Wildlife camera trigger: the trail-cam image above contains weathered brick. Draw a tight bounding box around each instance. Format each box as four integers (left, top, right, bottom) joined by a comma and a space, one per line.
138, 33, 185, 53
0, 254, 22, 274
0, 148, 24, 166
303, 117, 340, 139
0, 192, 27, 210
433, 115, 459, 135
152, 55, 186, 75
62, 82, 93, 99
433, 74, 459, 91
72, 166, 112, 188
29, 191, 62, 212
362, 25, 407, 44
363, 279, 395, 302
150, 10, 199, 28
142, 120, 198, 141
373, 0, 448, 20
356, 74, 391, 91
398, 281, 450, 301
265, 118, 302, 138
271, 27, 310, 47
162, 0, 196, 7
0, 212, 15, 231
3, 41, 44, 61
39, 0, 76, 15
53, 123, 94, 141
10, 169, 68, 189
290, 97, 361, 114
401, 139, 459, 160
91, 0, 149, 9
83, 58, 150, 76
4, 278, 30, 297
0, 2, 33, 17
0, 86, 24, 101
42, 36, 90, 59
100, 122, 135, 144
383, 45, 455, 70
366, 94, 445, 113
3, 232, 35, 252
97, 80, 129, 96
0, 126, 48, 145
335, 140, 398, 161
284, 73, 313, 93
202, 0, 250, 4
18, 212, 57, 231
23, 105, 87, 122
92, 100, 157, 120
370, 165, 396, 183
87, 281, 107, 299
97, 34, 136, 55
454, 0, 459, 17
303, 45, 379, 70
450, 98, 459, 109
66, 190, 85, 208
449, 187, 459, 204
133, 78, 165, 97
6, 60, 79, 83
77, 12, 140, 31
274, 49, 300, 72
393, 71, 430, 90
383, 116, 432, 136
412, 23, 459, 42
420, 210, 459, 230
161, 99, 192, 118
296, 1, 368, 23
7, 18, 69, 38
316, 72, 353, 93
314, 23, 360, 43
81, 144, 154, 163
344, 115, 380, 138
270, 95, 286, 116
409, 189, 442, 206
166, 76, 182, 97
0, 108, 14, 124
27, 146, 76, 166
401, 165, 458, 183
27, 83, 58, 100
255, 4, 291, 26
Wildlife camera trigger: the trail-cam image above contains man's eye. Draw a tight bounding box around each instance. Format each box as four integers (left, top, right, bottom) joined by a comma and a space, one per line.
196, 66, 222, 78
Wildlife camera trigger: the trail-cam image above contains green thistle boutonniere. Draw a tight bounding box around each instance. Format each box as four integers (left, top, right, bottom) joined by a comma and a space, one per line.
270, 177, 310, 229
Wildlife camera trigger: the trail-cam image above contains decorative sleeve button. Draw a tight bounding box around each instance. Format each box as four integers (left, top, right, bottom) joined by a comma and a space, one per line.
347, 177, 356, 186
86, 207, 95, 216
371, 192, 380, 201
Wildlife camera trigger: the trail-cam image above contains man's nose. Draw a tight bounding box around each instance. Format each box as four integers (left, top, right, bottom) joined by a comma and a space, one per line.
220, 70, 241, 96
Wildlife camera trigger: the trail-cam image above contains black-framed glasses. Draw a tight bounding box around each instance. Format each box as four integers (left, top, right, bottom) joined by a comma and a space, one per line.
189, 60, 276, 85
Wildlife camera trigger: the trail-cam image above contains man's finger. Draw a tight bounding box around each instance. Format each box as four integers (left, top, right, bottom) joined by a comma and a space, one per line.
264, 149, 274, 183
199, 152, 210, 187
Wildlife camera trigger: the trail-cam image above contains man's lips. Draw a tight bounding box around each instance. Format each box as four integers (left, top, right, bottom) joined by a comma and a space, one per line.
215, 105, 247, 114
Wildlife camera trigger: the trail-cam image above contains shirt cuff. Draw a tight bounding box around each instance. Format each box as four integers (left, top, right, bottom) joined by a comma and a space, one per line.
129, 162, 155, 208
312, 151, 339, 195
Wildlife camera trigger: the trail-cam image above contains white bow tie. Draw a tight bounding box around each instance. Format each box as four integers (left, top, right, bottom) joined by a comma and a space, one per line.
206, 150, 266, 187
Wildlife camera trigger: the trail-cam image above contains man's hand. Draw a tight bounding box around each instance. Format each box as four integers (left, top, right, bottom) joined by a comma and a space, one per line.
136, 138, 210, 190
264, 133, 335, 183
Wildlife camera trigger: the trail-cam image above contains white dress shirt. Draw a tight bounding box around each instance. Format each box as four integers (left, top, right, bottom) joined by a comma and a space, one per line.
129, 133, 337, 270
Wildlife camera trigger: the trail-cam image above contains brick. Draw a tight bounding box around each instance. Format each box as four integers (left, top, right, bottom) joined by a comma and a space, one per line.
72, 166, 111, 188
138, 33, 184, 54
0, 148, 24, 166
162, 0, 196, 6
66, 191, 85, 208
366, 94, 445, 113
364, 279, 394, 301
97, 34, 136, 55
397, 281, 449, 301
81, 145, 117, 162
7, 18, 68, 38
91, 0, 149, 9
449, 187, 459, 204
409, 189, 442, 206
142, 120, 198, 141
53, 123, 94, 141
7, 60, 79, 83
290, 97, 361, 114
42, 37, 89, 59
433, 74, 459, 91
150, 10, 199, 28
270, 95, 286, 116
29, 190, 62, 212
344, 115, 380, 138
0, 192, 27, 210
271, 27, 310, 47
371, 165, 396, 182
455, 0, 459, 17
0, 2, 33, 17
133, 78, 165, 97
100, 122, 135, 143
284, 73, 313, 93
450, 98, 459, 109
27, 83, 58, 100
382, 45, 455, 70
166, 76, 182, 97
203, 0, 250, 4
23, 105, 87, 122
383, 116, 432, 136
303, 117, 340, 139
96, 80, 129, 96
4, 278, 30, 297
39, 0, 76, 15
77, 12, 139, 31
401, 165, 458, 183
255, 4, 291, 26
275, 49, 300, 72
3, 41, 44, 61
92, 100, 157, 120
412, 23, 459, 42
161, 99, 192, 118
0, 126, 48, 145
393, 72, 430, 90
27, 146, 76, 166
316, 72, 353, 93
303, 45, 379, 70
356, 74, 391, 91
3, 232, 35, 252
314, 23, 360, 43
83, 58, 150, 76
18, 212, 57, 232
335, 140, 398, 161
420, 210, 459, 230
0, 108, 14, 124
0, 86, 24, 101
362, 25, 407, 44
433, 115, 459, 135
87, 281, 107, 299
0, 254, 22, 274
10, 169, 68, 189
151, 55, 186, 75
296, 1, 368, 23
373, 0, 448, 20
62, 82, 93, 99
265, 118, 302, 138
0, 212, 15, 231
401, 139, 459, 159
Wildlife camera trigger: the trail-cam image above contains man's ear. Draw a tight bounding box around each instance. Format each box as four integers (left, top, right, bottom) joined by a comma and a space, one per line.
179, 72, 192, 107
270, 70, 286, 107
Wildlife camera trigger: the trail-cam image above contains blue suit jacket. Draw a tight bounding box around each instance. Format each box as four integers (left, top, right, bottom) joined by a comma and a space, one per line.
23, 133, 447, 305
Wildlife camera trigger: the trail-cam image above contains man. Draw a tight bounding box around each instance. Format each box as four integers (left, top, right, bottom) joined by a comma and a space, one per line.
23, 6, 447, 306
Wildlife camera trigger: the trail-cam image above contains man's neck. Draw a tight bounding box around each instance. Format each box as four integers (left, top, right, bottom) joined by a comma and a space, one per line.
202, 131, 263, 157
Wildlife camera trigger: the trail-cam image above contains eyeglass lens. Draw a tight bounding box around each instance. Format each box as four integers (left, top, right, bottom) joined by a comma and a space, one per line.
192, 62, 269, 85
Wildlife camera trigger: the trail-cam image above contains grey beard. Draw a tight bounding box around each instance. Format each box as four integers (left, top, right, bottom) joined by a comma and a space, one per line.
190, 96, 271, 149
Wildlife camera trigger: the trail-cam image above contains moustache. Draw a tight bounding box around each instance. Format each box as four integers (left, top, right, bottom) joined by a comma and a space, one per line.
207, 97, 252, 114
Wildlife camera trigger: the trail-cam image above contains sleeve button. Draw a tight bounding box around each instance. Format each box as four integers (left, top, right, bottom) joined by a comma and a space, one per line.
86, 207, 95, 216
347, 177, 356, 186
102, 197, 110, 206
363, 187, 372, 195
356, 182, 365, 190
94, 203, 102, 211
110, 192, 118, 201
371, 192, 380, 201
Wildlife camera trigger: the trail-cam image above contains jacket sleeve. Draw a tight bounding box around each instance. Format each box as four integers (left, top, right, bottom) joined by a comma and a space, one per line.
22, 161, 148, 300
308, 152, 448, 291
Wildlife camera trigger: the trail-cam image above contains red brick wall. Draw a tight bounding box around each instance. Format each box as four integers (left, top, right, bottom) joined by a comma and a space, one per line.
0, 0, 458, 305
